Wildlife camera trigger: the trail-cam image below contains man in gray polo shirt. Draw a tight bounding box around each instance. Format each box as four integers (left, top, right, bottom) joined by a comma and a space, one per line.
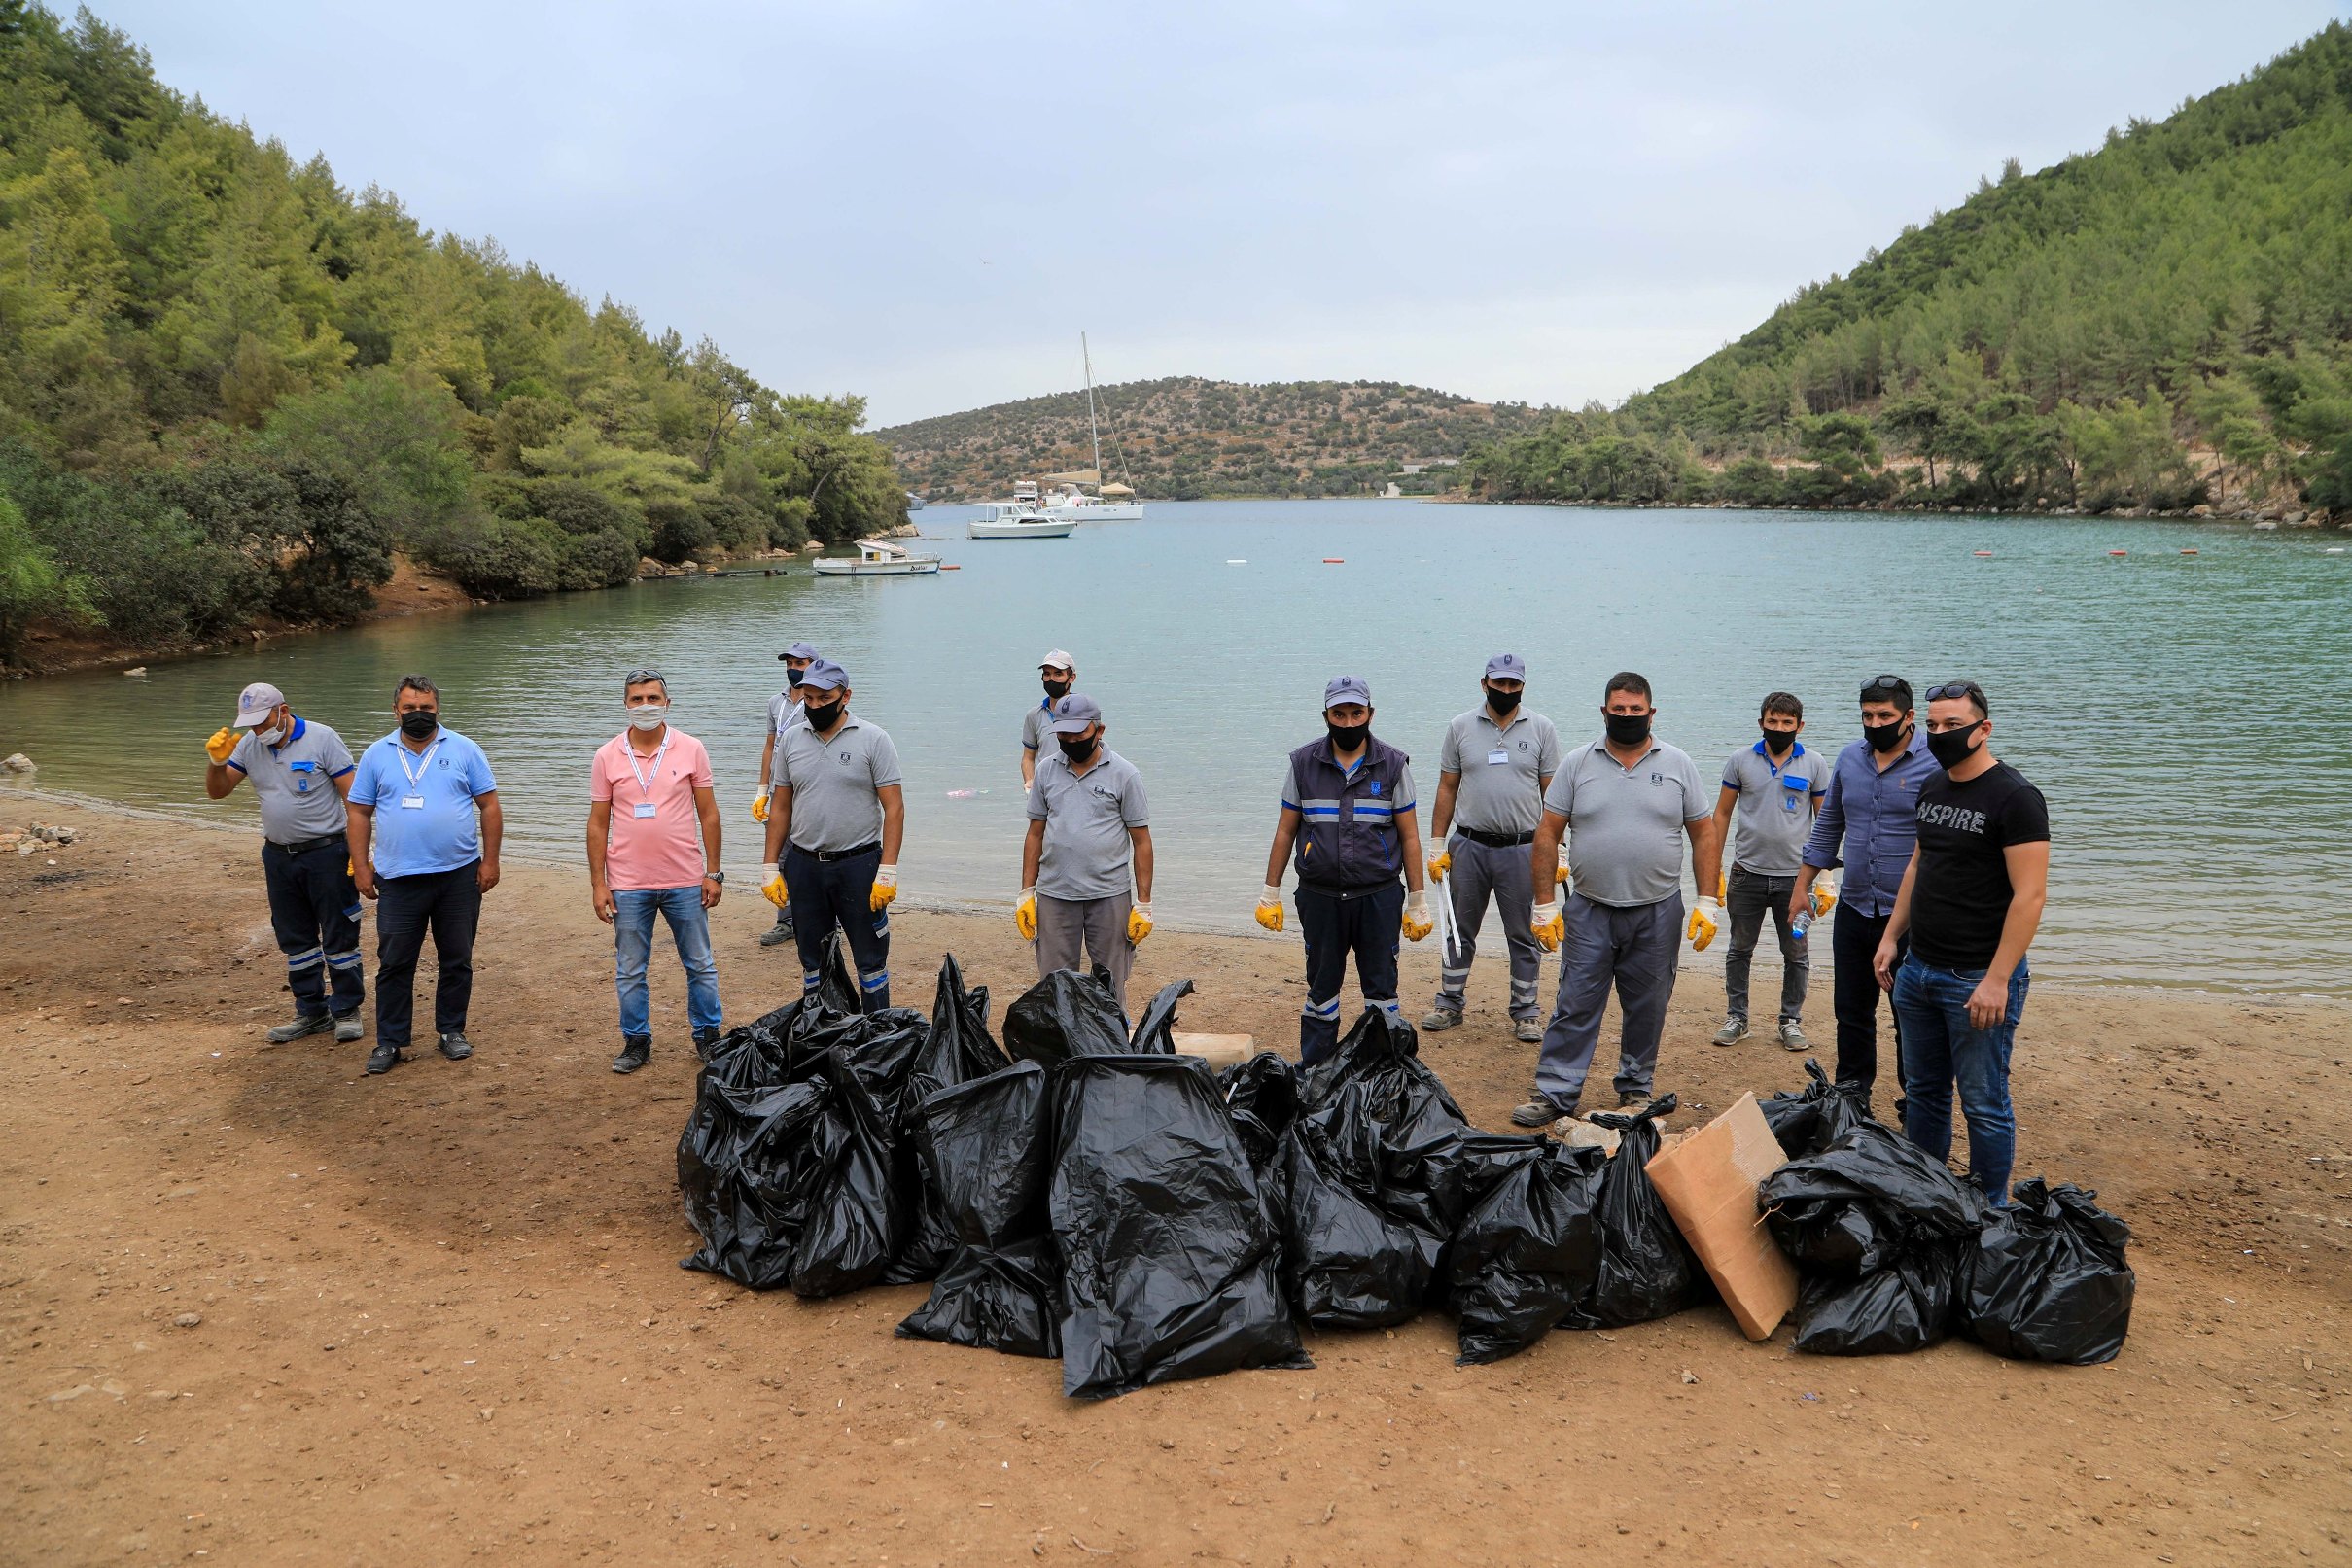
1517, 671, 1721, 1126
755, 639, 819, 949
202, 680, 366, 1044
1017, 692, 1154, 1010
1422, 653, 1561, 1042
759, 658, 905, 1011
1708, 690, 1832, 1051
1020, 648, 1076, 792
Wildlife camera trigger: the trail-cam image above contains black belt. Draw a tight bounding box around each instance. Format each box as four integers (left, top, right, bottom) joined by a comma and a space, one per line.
790, 840, 881, 863
271, 835, 344, 856
1457, 828, 1535, 849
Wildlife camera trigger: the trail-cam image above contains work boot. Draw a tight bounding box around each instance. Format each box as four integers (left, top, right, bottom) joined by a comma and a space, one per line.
333, 1013, 364, 1043
612, 1035, 651, 1074
265, 1013, 333, 1044
758, 913, 795, 947
437, 1031, 473, 1061
691, 1025, 721, 1061
1710, 1014, 1749, 1047
1777, 1019, 1810, 1053
365, 1040, 403, 1075
1618, 1092, 1656, 1114
1513, 1017, 1544, 1044
1420, 1007, 1463, 1032
1511, 1096, 1573, 1129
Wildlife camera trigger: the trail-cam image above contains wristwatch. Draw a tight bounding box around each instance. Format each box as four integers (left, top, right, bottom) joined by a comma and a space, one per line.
704, 870, 725, 884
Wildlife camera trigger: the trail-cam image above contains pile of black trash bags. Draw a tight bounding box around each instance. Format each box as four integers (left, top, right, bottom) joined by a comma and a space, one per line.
1757, 1061, 2135, 1364
677, 956, 1717, 1398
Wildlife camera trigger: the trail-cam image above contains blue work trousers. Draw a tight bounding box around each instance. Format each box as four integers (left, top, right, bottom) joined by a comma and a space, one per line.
373, 862, 481, 1050
263, 838, 364, 1019
1892, 956, 2029, 1205
1294, 882, 1404, 1064
613, 886, 722, 1043
1534, 892, 1681, 1113
784, 844, 892, 1012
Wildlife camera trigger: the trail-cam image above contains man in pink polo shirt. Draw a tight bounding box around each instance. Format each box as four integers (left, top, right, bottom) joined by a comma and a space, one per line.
587, 667, 724, 1074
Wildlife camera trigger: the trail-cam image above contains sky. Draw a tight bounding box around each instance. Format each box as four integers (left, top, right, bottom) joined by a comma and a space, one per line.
92, 0, 2349, 428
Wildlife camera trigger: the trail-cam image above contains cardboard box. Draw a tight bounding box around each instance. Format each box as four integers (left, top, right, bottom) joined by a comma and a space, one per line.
1171, 1032, 1258, 1070
1644, 1092, 1798, 1341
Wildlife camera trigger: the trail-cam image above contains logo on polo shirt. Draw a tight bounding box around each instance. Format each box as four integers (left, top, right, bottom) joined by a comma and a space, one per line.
838, 749, 852, 763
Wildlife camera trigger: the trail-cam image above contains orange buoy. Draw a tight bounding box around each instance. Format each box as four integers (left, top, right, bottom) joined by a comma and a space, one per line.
941, 564, 962, 571
1322, 557, 1345, 564
1972, 550, 1993, 557
2108, 549, 2127, 557
2180, 548, 2199, 556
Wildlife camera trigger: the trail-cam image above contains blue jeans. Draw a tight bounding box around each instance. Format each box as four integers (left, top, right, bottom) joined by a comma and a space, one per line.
1891, 955, 2029, 1204
614, 886, 722, 1042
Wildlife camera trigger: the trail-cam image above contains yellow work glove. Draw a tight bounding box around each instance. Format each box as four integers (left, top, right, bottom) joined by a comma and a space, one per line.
1811, 878, 1839, 919
1254, 884, 1284, 933
869, 864, 898, 913
1688, 895, 1722, 953
1532, 899, 1563, 953
759, 862, 789, 909
1015, 889, 1037, 941
1401, 890, 1433, 942
1554, 848, 1572, 888
1127, 902, 1153, 945
1427, 850, 1451, 882
750, 790, 770, 823
1717, 870, 1727, 903
205, 726, 238, 765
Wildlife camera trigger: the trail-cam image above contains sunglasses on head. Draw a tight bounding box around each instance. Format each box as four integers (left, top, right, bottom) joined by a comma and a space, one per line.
1926, 681, 1983, 703
1859, 676, 1908, 700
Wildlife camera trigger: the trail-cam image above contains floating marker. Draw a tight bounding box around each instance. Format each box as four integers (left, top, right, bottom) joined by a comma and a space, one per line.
2181, 548, 2199, 556
2108, 549, 2128, 557
1226, 559, 1246, 565
1973, 550, 1993, 557
1322, 557, 1346, 564
941, 564, 962, 571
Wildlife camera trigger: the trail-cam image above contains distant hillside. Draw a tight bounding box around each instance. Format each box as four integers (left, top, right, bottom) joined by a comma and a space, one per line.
879, 377, 1552, 500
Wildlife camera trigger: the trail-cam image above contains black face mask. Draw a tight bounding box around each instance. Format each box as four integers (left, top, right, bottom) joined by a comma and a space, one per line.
1057, 733, 1097, 764
1042, 678, 1071, 701
787, 667, 805, 689
1327, 721, 1369, 753
1761, 724, 1797, 754
803, 699, 843, 732
1602, 711, 1650, 748
1863, 718, 1910, 755
399, 711, 439, 739
1486, 685, 1522, 716
1927, 723, 1984, 771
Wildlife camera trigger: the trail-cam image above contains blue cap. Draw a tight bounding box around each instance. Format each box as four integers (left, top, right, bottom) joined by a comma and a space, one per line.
779, 641, 819, 662
1048, 692, 1103, 734
1485, 653, 1526, 681
798, 658, 849, 692
1323, 675, 1371, 709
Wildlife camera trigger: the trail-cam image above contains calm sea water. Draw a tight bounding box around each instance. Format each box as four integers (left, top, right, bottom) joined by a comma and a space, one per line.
4, 501, 2346, 994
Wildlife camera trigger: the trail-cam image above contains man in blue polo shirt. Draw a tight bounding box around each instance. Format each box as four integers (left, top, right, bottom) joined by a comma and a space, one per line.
345, 675, 503, 1076
1256, 676, 1433, 1064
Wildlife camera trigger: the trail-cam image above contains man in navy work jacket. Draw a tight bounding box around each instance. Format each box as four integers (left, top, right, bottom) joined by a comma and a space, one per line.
1792, 674, 1938, 1110
202, 680, 365, 1045
1255, 676, 1433, 1063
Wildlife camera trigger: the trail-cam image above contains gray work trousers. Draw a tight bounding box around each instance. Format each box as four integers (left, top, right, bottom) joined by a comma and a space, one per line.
1035, 890, 1136, 1014
1433, 834, 1542, 1020
1535, 891, 1682, 1111
1724, 863, 1808, 1024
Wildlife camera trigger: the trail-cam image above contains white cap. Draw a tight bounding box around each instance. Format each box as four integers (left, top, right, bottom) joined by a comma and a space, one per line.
1039, 649, 1074, 672
233, 681, 285, 728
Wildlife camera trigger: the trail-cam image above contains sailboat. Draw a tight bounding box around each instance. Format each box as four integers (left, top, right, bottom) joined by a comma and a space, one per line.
1005, 334, 1145, 521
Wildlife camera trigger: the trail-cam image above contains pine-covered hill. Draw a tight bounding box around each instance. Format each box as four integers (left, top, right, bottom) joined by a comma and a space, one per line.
1470, 22, 2352, 519
878, 377, 1551, 500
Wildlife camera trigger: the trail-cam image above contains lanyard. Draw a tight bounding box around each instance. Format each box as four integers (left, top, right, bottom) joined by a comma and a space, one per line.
624, 733, 671, 799
396, 737, 442, 791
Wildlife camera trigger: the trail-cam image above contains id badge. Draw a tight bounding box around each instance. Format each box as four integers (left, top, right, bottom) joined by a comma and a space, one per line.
401, 794, 425, 810
633, 802, 657, 819
1488, 749, 1509, 766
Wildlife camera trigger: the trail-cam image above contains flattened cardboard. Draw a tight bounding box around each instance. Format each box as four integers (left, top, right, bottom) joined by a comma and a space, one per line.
1171, 1032, 1257, 1070
1644, 1092, 1798, 1340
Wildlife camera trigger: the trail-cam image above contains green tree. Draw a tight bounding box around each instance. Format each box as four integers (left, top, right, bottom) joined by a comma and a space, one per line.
0, 490, 88, 664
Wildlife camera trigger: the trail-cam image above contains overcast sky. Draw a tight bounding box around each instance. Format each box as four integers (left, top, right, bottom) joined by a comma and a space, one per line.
95, 0, 2346, 428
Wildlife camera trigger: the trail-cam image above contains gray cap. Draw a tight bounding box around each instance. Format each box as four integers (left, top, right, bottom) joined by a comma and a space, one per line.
233, 681, 286, 727
779, 641, 819, 662
798, 657, 849, 692
1047, 692, 1103, 734
1484, 653, 1527, 681
1323, 675, 1371, 710
1039, 648, 1075, 672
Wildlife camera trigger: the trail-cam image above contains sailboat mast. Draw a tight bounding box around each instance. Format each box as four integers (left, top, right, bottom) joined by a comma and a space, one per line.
1082, 332, 1103, 481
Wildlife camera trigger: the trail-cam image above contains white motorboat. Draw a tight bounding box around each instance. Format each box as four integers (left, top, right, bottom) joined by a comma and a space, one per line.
811, 537, 942, 576
1015, 477, 1143, 522
968, 503, 1075, 540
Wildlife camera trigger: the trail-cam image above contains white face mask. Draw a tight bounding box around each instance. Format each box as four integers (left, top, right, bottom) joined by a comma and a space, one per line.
254, 721, 286, 747
626, 705, 668, 732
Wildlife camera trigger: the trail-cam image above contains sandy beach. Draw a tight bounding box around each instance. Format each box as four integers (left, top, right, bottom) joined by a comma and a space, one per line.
3, 796, 2346, 1566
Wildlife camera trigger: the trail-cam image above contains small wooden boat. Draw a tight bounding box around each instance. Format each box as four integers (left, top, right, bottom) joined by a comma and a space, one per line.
812, 538, 942, 576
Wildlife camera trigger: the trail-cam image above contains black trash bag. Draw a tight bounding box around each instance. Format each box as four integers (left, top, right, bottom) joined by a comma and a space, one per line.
1003, 967, 1131, 1065
886, 956, 1010, 1285
1759, 1121, 1987, 1278
1758, 1058, 1867, 1158
897, 1062, 1065, 1357
1450, 1140, 1608, 1364
1278, 1080, 1445, 1328
1218, 1053, 1299, 1175
1127, 978, 1195, 1053
1965, 1180, 2134, 1365
1051, 1055, 1310, 1398
1297, 1008, 1468, 1144
789, 1049, 909, 1298
1563, 1095, 1712, 1329
1789, 1237, 1969, 1355
677, 1073, 831, 1288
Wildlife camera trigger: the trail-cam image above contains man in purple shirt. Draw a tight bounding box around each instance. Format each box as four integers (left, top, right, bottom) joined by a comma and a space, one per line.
1791, 676, 1937, 1109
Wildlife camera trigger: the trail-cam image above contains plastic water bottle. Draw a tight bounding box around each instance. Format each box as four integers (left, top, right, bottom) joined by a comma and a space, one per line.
1790, 905, 1815, 940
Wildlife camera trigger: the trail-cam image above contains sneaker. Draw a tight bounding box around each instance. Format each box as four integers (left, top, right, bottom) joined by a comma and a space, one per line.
691, 1025, 721, 1061
1777, 1019, 1810, 1053
436, 1031, 474, 1062
265, 1013, 333, 1044
333, 1013, 364, 1043
612, 1036, 651, 1074
757, 916, 796, 948
1618, 1092, 1654, 1113
365, 1040, 403, 1075
1709, 1014, 1749, 1047
1511, 1097, 1572, 1129
1420, 1008, 1463, 1032
1513, 1017, 1544, 1044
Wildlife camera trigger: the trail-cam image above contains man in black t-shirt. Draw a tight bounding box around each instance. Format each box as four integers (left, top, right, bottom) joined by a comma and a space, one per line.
1873, 679, 2049, 1205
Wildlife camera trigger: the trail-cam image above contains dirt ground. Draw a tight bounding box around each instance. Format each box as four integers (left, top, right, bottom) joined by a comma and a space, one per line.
3, 798, 2346, 1567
